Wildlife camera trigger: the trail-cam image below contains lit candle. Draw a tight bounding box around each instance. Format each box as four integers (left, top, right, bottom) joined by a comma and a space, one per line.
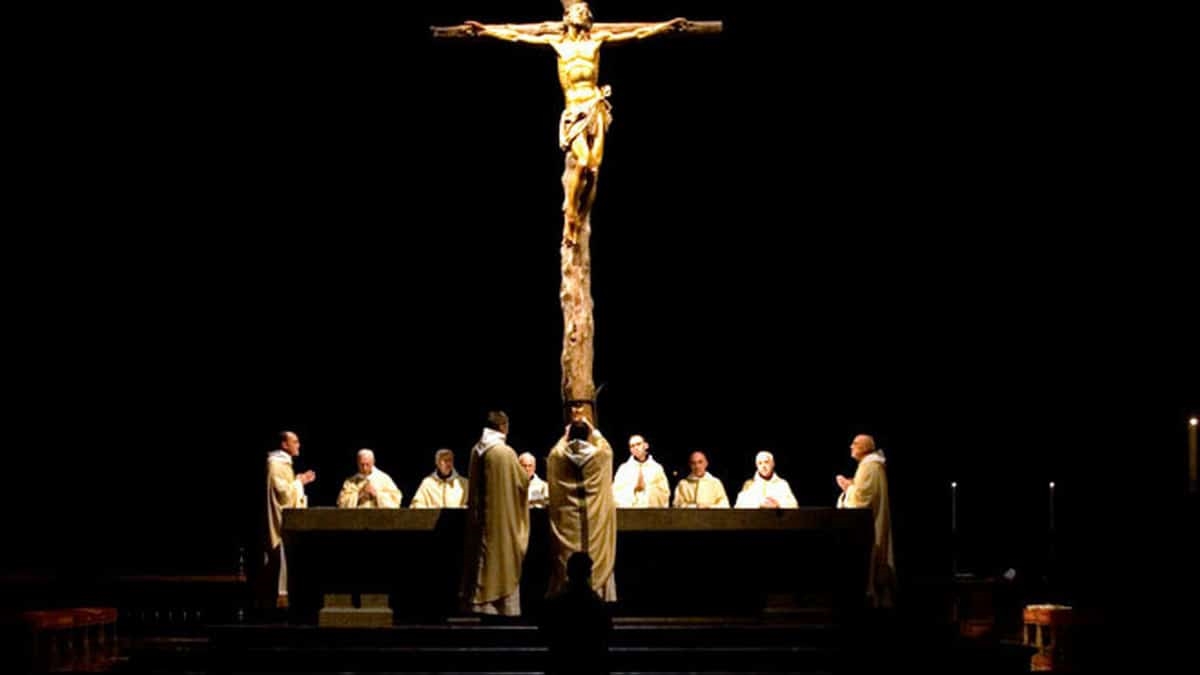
951, 481, 958, 535
1048, 481, 1056, 533
1189, 417, 1198, 494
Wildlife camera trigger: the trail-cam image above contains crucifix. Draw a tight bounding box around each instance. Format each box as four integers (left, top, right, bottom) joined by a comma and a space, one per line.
433, 2, 722, 424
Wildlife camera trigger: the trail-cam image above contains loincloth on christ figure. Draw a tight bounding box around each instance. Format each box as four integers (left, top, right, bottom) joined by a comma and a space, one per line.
559, 85, 612, 152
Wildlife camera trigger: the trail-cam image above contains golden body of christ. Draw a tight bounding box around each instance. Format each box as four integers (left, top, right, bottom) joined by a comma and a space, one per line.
451, 2, 698, 244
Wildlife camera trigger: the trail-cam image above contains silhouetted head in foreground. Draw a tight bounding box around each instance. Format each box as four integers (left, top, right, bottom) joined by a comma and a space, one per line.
542, 550, 610, 675
567, 551, 593, 589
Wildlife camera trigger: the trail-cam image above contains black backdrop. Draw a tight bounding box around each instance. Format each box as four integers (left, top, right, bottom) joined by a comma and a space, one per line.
5, 2, 1195, 627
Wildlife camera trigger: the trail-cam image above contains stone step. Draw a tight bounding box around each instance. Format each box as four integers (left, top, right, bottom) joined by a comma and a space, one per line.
209, 620, 844, 648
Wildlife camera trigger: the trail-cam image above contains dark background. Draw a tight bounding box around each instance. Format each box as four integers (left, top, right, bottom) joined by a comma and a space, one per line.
5, 1, 1194, 621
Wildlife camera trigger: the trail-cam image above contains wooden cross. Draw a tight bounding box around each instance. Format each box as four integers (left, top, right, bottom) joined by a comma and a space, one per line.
433, 2, 722, 424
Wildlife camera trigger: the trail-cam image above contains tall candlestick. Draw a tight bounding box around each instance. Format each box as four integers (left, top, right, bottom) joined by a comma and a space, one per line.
950, 481, 959, 576
951, 481, 958, 534
1049, 481, 1056, 533
1189, 417, 1198, 494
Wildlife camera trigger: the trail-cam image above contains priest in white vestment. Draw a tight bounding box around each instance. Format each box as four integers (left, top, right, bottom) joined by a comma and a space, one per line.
672, 451, 730, 508
836, 434, 895, 608
519, 452, 549, 508
336, 448, 402, 508
410, 448, 468, 508
264, 430, 314, 608
612, 434, 670, 508
734, 451, 799, 509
